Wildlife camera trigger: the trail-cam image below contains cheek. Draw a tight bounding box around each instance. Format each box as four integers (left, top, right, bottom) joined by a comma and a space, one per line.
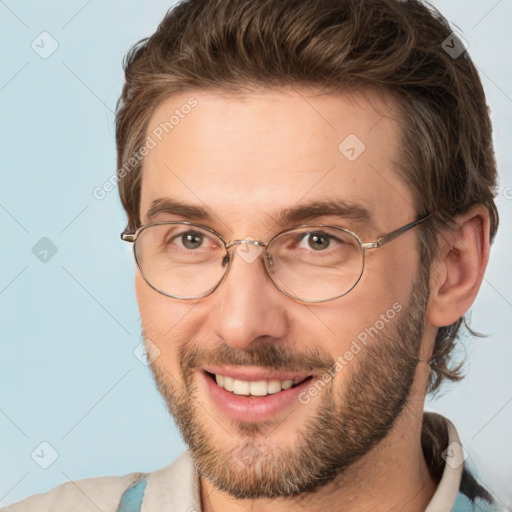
135, 273, 160, 326
135, 274, 189, 356
135, 274, 215, 381
362, 239, 420, 303
298, 270, 411, 358
135, 288, 179, 378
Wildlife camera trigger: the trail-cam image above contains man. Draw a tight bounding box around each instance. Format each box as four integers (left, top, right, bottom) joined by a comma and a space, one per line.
4, 0, 501, 510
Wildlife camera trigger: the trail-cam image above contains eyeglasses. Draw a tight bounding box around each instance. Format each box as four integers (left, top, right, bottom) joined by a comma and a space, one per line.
121, 213, 432, 303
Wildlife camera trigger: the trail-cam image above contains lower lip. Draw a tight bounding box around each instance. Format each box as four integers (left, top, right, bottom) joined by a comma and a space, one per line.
200, 371, 314, 423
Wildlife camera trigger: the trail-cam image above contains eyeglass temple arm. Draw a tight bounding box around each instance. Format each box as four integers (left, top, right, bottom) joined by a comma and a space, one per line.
362, 213, 433, 249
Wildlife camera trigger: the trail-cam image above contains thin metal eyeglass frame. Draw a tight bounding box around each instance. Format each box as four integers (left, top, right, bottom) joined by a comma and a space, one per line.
120, 212, 433, 303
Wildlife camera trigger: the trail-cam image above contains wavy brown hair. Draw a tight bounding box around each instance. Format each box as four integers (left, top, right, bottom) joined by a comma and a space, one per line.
116, 0, 499, 394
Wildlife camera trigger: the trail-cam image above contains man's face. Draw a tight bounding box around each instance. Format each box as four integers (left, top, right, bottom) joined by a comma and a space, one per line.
136, 88, 429, 498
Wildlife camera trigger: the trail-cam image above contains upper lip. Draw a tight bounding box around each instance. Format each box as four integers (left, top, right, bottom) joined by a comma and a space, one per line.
202, 365, 312, 382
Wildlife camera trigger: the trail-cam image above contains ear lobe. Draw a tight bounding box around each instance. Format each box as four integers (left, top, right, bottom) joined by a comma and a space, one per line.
426, 206, 490, 328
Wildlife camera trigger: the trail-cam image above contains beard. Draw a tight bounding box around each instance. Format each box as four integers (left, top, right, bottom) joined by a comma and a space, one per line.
145, 270, 429, 499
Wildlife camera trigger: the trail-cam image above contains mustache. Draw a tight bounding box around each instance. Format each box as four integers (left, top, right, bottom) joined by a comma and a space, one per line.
178, 337, 335, 375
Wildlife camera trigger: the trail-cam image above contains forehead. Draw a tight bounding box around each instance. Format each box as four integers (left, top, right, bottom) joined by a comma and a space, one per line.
140, 87, 415, 235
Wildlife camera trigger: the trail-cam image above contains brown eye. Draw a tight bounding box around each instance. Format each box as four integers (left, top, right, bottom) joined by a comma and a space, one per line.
305, 232, 331, 251
179, 231, 204, 250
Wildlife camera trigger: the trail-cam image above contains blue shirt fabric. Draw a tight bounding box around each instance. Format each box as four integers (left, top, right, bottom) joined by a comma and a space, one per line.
117, 479, 147, 512
452, 492, 500, 512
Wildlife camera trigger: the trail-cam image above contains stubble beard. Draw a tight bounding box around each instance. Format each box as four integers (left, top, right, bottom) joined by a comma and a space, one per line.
147, 271, 429, 499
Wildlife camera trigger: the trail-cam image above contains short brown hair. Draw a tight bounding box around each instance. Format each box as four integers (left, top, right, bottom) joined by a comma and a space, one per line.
116, 0, 499, 394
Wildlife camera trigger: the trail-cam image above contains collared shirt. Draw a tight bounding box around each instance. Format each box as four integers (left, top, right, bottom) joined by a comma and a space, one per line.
1, 414, 500, 512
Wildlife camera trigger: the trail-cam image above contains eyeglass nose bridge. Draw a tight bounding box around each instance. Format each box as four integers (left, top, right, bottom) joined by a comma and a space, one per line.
223, 239, 274, 268
225, 239, 267, 250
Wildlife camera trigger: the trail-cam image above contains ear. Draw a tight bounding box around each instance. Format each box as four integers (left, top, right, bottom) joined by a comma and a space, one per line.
426, 205, 491, 327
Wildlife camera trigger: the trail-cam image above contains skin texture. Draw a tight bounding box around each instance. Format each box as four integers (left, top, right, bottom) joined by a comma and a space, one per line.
134, 87, 490, 512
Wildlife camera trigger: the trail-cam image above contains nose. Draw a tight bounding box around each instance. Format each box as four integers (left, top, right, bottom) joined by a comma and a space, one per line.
209, 246, 289, 351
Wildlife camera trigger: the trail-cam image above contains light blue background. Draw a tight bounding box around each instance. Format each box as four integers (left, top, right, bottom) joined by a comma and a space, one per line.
1, 0, 511, 508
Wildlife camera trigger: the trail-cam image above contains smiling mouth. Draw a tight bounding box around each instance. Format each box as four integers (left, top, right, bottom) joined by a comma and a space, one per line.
204, 371, 313, 397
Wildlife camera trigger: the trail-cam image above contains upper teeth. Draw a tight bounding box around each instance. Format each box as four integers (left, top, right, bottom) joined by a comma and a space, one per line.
215, 374, 305, 396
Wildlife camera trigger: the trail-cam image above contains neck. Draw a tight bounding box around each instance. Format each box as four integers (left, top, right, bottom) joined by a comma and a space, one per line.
200, 376, 438, 512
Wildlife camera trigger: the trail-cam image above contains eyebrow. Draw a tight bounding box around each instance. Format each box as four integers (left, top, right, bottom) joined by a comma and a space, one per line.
146, 198, 210, 223
144, 197, 375, 229
275, 198, 374, 228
